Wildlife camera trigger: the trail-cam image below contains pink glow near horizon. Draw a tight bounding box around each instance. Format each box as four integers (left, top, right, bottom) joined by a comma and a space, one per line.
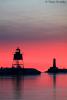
0, 42, 67, 72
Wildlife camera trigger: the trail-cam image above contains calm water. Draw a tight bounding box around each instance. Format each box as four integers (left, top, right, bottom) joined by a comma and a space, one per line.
0, 73, 67, 100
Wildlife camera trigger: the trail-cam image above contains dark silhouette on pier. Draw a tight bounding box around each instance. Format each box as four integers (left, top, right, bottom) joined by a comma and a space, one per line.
12, 48, 24, 68
0, 48, 41, 76
0, 67, 41, 76
46, 58, 67, 74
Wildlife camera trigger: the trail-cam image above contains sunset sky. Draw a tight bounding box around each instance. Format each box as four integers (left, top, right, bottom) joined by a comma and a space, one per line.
0, 0, 67, 71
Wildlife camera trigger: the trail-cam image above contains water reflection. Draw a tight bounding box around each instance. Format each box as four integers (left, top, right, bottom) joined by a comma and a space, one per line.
52, 74, 56, 100
0, 74, 67, 100
12, 76, 24, 100
48, 74, 57, 100
11, 75, 39, 100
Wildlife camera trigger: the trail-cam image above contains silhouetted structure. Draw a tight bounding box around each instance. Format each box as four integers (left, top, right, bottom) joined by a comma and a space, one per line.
53, 58, 56, 68
12, 48, 24, 68
46, 58, 67, 73
46, 58, 58, 73
0, 68, 41, 76
0, 48, 41, 76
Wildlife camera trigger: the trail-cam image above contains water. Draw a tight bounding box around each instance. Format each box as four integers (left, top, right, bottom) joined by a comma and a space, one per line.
0, 73, 67, 100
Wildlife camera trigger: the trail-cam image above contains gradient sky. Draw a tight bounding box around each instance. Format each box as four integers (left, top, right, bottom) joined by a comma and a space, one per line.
0, 0, 67, 71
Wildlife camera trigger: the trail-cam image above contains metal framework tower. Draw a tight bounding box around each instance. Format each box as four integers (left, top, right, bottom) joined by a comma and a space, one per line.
12, 48, 24, 68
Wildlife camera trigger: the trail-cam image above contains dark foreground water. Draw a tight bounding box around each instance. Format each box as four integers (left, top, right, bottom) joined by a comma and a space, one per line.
0, 73, 67, 100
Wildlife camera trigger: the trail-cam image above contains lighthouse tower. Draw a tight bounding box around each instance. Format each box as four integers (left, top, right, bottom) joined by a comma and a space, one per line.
53, 58, 56, 68
12, 48, 24, 68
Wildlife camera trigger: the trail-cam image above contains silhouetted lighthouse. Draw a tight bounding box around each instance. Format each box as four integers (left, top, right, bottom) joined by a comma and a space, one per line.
12, 48, 24, 68
53, 58, 56, 68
